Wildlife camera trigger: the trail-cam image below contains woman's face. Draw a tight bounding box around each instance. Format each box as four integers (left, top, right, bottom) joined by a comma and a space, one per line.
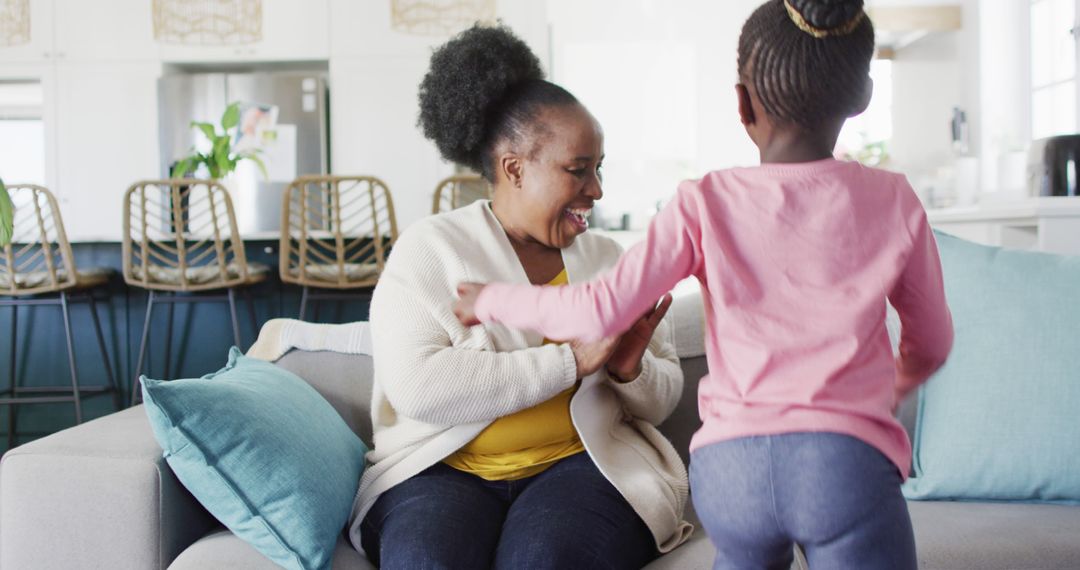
496, 103, 604, 250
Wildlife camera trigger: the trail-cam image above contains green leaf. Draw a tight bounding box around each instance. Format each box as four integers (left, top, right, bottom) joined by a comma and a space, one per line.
0, 178, 14, 247
212, 134, 230, 158
214, 151, 231, 179
221, 102, 240, 131
211, 136, 232, 177
192, 121, 217, 142
171, 156, 197, 178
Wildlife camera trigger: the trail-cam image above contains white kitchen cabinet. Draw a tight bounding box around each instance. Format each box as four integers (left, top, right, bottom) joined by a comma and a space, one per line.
51, 61, 161, 241
929, 198, 1080, 257
52, 0, 157, 62
328, 0, 547, 63
0, 0, 55, 63
157, 0, 329, 63
328, 0, 444, 58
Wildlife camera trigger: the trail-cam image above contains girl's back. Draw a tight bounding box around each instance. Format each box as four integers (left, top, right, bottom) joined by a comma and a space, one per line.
686, 158, 951, 475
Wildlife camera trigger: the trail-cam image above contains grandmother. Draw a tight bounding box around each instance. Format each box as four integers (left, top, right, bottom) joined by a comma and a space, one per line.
347, 24, 691, 569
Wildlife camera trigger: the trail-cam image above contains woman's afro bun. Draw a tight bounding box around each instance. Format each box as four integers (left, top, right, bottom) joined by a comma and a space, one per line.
418, 24, 545, 173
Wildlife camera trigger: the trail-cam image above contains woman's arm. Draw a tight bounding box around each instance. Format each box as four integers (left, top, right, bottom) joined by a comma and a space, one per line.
468, 184, 703, 342
371, 230, 577, 426
607, 314, 684, 426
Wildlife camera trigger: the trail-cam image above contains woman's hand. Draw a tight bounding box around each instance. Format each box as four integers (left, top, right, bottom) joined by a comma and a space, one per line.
605, 294, 673, 382
569, 336, 620, 379
454, 282, 486, 326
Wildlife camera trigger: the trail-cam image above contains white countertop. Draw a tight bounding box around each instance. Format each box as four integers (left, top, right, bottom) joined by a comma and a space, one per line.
927, 197, 1080, 223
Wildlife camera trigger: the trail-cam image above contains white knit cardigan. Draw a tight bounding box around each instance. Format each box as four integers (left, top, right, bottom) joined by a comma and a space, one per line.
347, 201, 693, 554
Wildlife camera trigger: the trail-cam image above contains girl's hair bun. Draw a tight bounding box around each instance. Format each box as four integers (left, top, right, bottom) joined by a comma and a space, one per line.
786, 0, 865, 34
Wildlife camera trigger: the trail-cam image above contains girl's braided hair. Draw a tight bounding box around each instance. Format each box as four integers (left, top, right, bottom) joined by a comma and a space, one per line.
738, 0, 875, 129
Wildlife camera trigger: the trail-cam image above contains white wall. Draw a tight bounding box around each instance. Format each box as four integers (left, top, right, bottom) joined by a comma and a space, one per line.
978, 0, 1031, 196
548, 0, 761, 226
327, 0, 550, 230
890, 33, 965, 179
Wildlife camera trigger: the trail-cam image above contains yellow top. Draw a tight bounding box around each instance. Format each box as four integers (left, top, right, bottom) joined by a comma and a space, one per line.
443, 268, 585, 480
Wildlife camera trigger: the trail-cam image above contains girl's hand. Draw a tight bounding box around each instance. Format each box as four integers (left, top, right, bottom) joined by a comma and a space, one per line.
605, 294, 673, 382
454, 282, 487, 326
569, 336, 620, 379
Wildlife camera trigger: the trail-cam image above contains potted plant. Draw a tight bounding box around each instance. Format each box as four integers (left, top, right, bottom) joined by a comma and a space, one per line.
0, 177, 13, 247
172, 102, 268, 180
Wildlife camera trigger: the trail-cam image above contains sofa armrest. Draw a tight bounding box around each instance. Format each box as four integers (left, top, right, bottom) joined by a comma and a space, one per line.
0, 406, 218, 570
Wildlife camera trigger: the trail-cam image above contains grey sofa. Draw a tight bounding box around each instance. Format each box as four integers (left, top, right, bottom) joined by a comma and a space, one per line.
2, 293, 1079, 569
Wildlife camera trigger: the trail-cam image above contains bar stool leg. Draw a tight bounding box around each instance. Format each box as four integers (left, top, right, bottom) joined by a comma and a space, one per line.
59, 291, 83, 425
87, 295, 120, 412
162, 298, 175, 381
244, 289, 258, 348
7, 303, 18, 450
299, 286, 309, 321
132, 291, 156, 406
228, 288, 241, 349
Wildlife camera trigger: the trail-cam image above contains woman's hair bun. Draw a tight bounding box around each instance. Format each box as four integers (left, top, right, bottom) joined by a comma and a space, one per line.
417, 24, 544, 171
786, 0, 865, 32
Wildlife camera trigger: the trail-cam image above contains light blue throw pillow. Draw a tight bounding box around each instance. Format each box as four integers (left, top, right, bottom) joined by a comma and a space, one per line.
141, 347, 367, 570
902, 232, 1080, 503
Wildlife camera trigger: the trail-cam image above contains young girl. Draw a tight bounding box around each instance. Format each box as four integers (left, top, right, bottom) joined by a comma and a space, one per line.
454, 0, 954, 567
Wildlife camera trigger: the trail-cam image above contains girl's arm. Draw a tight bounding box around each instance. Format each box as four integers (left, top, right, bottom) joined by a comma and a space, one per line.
888, 207, 955, 400
471, 184, 703, 342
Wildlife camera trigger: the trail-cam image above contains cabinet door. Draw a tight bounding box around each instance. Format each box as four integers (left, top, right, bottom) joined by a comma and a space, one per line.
157, 0, 329, 63
51, 0, 157, 62
52, 61, 161, 241
0, 0, 55, 63
328, 0, 546, 60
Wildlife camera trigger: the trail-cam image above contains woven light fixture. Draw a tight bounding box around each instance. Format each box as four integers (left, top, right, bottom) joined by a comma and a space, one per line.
391, 0, 496, 36
0, 0, 30, 47
152, 0, 262, 45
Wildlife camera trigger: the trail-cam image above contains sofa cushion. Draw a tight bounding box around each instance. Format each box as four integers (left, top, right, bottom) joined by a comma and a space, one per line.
274, 349, 375, 447
908, 500, 1080, 570
142, 347, 367, 570
663, 355, 708, 468
170, 529, 375, 570
903, 232, 1080, 503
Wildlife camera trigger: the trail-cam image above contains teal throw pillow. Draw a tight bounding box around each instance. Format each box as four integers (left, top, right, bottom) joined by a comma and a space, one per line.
902, 232, 1080, 503
141, 347, 367, 570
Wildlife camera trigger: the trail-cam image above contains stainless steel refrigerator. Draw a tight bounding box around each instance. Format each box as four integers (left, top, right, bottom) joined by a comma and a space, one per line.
158, 71, 329, 235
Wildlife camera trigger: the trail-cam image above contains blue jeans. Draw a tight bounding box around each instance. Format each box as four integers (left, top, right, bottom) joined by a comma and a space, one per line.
360, 452, 658, 569
690, 432, 916, 570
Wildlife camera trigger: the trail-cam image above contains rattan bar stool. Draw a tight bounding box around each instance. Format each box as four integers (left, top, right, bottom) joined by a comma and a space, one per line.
431, 173, 490, 215
1, 184, 120, 449
279, 175, 398, 321
123, 179, 268, 405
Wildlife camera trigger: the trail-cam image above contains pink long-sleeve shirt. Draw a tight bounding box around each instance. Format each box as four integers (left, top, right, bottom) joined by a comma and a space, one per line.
475, 159, 954, 476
